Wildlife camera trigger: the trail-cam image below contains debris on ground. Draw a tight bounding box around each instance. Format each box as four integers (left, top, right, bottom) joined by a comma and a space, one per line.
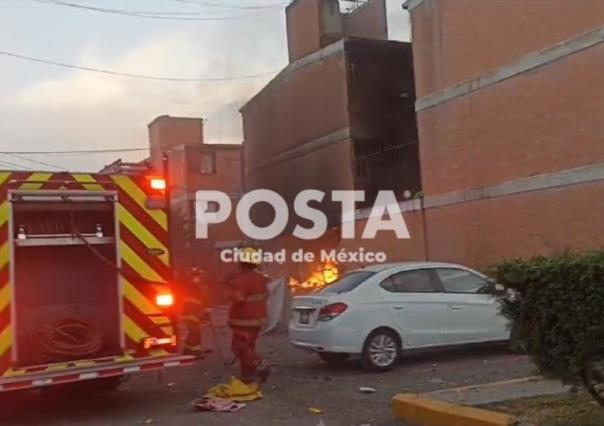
192, 397, 246, 413
206, 377, 262, 402
192, 377, 263, 413
308, 407, 324, 414
359, 387, 376, 394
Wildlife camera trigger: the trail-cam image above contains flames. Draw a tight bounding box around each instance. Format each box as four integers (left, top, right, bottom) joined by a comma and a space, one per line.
289, 261, 340, 295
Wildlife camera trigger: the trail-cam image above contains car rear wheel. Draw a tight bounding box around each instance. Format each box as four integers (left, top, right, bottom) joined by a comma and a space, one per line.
318, 352, 350, 367
361, 329, 401, 372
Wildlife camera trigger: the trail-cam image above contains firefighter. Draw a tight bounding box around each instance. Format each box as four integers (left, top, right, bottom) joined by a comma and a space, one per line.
227, 247, 273, 384
182, 266, 208, 358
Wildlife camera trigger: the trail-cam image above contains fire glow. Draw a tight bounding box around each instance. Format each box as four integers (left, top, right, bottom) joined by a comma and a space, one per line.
289, 261, 340, 294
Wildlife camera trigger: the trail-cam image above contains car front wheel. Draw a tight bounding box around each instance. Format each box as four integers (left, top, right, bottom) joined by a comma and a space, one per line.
361, 330, 401, 372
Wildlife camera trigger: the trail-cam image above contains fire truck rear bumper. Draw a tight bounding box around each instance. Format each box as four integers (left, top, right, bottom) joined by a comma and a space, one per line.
0, 354, 195, 392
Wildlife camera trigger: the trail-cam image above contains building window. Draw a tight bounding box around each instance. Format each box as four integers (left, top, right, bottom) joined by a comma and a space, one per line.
200, 152, 216, 175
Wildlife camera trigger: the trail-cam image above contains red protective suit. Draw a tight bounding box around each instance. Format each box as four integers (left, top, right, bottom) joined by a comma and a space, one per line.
228, 269, 269, 382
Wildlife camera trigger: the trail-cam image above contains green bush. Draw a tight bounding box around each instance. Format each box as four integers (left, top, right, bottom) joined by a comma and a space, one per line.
493, 251, 604, 380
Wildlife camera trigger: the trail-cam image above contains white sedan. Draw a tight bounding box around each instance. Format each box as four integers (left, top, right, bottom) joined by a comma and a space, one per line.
289, 262, 512, 371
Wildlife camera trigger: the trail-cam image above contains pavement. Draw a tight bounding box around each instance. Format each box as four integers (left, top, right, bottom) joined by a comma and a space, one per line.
0, 313, 535, 426
425, 376, 572, 406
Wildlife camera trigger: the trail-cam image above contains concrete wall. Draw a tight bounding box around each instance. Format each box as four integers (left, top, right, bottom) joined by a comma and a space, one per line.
410, 0, 604, 98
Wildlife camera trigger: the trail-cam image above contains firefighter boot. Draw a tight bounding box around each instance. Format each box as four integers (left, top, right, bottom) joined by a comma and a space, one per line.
255, 361, 274, 384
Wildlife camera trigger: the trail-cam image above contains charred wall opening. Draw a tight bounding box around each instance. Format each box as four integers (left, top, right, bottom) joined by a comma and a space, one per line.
346, 39, 421, 206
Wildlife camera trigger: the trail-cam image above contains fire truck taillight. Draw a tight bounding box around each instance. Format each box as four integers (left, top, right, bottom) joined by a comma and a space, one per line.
156, 292, 174, 308
149, 178, 166, 191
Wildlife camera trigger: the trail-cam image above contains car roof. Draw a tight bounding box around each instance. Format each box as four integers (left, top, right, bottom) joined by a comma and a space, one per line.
353, 261, 471, 274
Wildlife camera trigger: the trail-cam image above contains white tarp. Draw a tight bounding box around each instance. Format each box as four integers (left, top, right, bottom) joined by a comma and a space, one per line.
262, 277, 287, 335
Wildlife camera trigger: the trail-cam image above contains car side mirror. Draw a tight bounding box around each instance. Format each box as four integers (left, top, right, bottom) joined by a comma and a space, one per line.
494, 283, 507, 295
479, 281, 506, 296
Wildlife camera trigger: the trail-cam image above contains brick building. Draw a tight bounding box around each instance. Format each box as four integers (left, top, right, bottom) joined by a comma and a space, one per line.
241, 0, 421, 279
100, 116, 244, 294
146, 116, 244, 287
363, 0, 604, 267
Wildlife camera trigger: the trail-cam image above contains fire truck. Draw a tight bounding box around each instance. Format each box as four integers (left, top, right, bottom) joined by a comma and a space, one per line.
0, 170, 194, 392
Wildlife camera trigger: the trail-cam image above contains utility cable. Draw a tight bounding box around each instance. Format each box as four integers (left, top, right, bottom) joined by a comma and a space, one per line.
0, 49, 279, 82
0, 160, 33, 170
0, 148, 149, 155
3, 154, 66, 170
33, 0, 272, 20
167, 0, 286, 10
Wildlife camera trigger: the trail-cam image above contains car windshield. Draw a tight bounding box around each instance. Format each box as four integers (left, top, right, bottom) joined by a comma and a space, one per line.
319, 271, 376, 294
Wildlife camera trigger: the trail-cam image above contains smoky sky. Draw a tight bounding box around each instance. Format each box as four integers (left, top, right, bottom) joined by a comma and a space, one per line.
0, 0, 410, 172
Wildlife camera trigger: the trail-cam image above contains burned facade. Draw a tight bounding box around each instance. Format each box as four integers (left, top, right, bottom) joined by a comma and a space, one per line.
240, 0, 420, 288
241, 0, 420, 231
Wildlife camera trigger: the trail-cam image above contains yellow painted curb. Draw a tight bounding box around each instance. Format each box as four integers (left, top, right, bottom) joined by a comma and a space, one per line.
392, 393, 518, 426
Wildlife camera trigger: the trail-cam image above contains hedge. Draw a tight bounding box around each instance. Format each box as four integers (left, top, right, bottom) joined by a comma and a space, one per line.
492, 250, 604, 380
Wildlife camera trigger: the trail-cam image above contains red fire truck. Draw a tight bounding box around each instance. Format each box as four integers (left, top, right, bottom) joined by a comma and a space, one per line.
0, 170, 194, 392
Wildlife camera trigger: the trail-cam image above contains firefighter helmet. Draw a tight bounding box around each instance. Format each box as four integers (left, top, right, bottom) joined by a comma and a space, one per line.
239, 247, 262, 266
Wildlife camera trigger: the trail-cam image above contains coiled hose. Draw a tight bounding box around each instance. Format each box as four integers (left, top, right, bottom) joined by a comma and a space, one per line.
39, 319, 103, 363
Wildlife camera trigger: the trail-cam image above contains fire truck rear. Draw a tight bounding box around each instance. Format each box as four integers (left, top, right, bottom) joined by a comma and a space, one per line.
0, 170, 194, 392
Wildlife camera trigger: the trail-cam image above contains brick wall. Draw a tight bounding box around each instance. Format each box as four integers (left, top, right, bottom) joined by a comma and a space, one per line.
378, 0, 604, 270
425, 180, 604, 268
337, 208, 427, 267
344, 0, 388, 41
418, 43, 604, 196
287, 0, 323, 63
411, 0, 604, 98
148, 116, 203, 169
241, 52, 349, 166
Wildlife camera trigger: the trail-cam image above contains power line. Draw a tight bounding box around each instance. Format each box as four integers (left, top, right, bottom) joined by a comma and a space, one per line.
3, 154, 67, 170
0, 148, 150, 156
0, 160, 33, 170
167, 0, 287, 10
0, 49, 279, 82
33, 0, 275, 20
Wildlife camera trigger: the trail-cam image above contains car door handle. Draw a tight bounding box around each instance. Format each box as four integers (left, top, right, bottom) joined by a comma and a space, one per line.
449, 305, 463, 311
393, 305, 404, 310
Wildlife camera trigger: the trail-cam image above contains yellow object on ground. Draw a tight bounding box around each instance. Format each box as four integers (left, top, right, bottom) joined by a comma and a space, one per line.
308, 407, 324, 415
206, 377, 263, 402
392, 393, 518, 426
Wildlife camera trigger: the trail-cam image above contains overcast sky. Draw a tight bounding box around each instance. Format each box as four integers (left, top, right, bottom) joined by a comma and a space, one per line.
0, 0, 410, 172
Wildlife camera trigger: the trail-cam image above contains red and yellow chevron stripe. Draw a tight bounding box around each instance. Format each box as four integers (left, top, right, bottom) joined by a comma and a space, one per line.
0, 171, 176, 377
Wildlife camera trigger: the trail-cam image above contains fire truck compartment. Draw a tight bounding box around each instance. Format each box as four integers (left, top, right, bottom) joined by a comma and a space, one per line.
11, 193, 122, 367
